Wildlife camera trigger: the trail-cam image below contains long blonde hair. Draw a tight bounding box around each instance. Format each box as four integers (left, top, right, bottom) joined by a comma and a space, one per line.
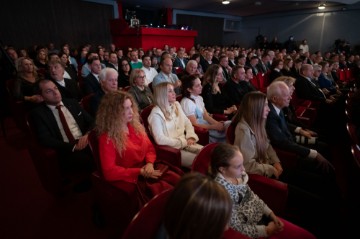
153, 82, 178, 120
232, 91, 268, 161
95, 90, 144, 154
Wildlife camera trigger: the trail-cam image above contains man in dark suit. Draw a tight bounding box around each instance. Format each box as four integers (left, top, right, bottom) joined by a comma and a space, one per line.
266, 81, 336, 174
173, 48, 188, 71
30, 79, 94, 190
295, 64, 330, 103
82, 56, 103, 96
48, 59, 82, 101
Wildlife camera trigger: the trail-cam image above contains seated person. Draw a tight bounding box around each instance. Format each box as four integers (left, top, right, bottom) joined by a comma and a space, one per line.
223, 65, 256, 108
13, 57, 42, 109
88, 67, 119, 116
119, 58, 132, 88
30, 79, 94, 189
162, 172, 233, 239
96, 91, 182, 205
202, 64, 237, 117
232, 90, 341, 238
209, 143, 316, 239
48, 58, 82, 101
148, 82, 203, 168
82, 56, 102, 96
128, 69, 154, 111
152, 57, 182, 95
180, 74, 230, 143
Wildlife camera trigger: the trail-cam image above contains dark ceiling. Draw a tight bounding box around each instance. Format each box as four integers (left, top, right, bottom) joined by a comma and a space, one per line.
120, 0, 360, 17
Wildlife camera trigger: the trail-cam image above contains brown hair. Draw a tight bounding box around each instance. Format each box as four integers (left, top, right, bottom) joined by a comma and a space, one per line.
164, 172, 232, 239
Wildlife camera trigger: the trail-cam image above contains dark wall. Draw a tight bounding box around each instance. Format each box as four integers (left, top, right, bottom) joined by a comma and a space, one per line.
176, 14, 223, 46
223, 9, 360, 53
0, 0, 113, 50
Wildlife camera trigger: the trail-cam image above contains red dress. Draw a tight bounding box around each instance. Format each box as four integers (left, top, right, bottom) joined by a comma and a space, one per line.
99, 124, 156, 184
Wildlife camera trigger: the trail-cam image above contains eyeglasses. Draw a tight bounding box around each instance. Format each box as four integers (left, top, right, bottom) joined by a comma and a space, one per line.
122, 63, 129, 67
137, 75, 146, 79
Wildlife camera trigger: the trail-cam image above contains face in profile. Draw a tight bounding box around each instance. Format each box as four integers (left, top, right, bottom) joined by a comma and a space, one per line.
188, 78, 202, 96
122, 98, 133, 123
101, 71, 118, 92
216, 67, 224, 83
221, 150, 245, 179
167, 84, 176, 104
262, 99, 270, 119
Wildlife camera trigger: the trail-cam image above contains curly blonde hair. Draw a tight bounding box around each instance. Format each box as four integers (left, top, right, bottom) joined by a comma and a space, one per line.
95, 90, 144, 154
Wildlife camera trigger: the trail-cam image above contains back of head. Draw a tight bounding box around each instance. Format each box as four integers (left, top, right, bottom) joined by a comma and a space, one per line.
164, 172, 232, 239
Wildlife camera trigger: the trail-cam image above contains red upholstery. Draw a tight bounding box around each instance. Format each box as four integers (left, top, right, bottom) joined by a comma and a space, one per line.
122, 188, 252, 239
88, 130, 140, 234
191, 143, 288, 215
140, 104, 182, 168
79, 93, 95, 115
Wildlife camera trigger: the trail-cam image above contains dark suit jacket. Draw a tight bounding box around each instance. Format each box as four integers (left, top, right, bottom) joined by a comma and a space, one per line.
83, 73, 101, 96
53, 78, 82, 101
294, 75, 326, 102
265, 103, 310, 158
223, 80, 255, 107
30, 98, 94, 153
173, 57, 188, 70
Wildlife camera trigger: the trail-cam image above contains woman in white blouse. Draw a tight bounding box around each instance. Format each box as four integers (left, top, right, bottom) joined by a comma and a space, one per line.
180, 74, 230, 143
148, 82, 203, 168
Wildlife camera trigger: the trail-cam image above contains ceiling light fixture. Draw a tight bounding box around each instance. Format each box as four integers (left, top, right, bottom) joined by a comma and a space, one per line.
318, 3, 326, 10
222, 0, 230, 5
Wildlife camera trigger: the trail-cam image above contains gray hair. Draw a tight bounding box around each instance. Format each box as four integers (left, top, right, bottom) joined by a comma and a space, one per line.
99, 67, 118, 82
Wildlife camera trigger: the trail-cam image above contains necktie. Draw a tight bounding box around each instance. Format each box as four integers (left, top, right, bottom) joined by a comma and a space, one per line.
56, 105, 76, 143
279, 111, 292, 139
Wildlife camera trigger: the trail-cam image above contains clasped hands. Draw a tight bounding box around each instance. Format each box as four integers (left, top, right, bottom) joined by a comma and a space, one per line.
141, 163, 162, 179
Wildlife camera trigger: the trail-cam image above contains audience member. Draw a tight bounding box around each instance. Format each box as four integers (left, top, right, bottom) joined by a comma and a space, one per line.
180, 74, 230, 143
58, 51, 78, 82
129, 49, 143, 69
82, 56, 102, 96
209, 143, 316, 239
118, 58, 132, 88
140, 55, 158, 86
152, 57, 182, 94
88, 68, 118, 116
95, 91, 182, 205
105, 51, 119, 71
148, 82, 203, 168
30, 79, 94, 190
13, 57, 42, 108
163, 172, 232, 239
173, 48, 188, 71
223, 65, 256, 107
202, 64, 237, 117
128, 69, 154, 111
48, 59, 82, 101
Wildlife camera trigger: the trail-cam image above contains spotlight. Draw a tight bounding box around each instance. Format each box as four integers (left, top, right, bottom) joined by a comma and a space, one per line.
318, 3, 326, 10
222, 0, 230, 5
